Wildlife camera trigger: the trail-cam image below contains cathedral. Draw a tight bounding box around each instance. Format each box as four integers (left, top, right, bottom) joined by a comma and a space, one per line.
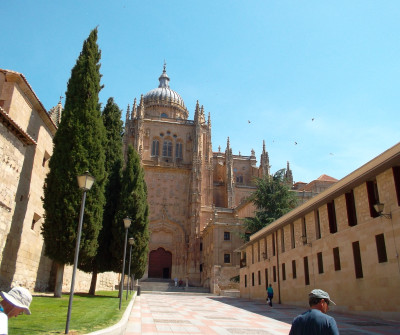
0, 67, 337, 295
123, 65, 293, 292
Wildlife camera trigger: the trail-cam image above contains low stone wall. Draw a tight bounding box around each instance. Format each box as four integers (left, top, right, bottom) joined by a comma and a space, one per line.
211, 265, 240, 295
62, 266, 120, 293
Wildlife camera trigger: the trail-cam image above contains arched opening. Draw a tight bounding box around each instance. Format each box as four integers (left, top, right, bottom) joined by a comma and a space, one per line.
148, 247, 172, 279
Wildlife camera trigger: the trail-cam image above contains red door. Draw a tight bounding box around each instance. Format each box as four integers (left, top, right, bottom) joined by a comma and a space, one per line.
148, 247, 172, 278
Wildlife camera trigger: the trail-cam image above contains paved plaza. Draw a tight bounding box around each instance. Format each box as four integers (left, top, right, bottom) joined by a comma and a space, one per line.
123, 292, 400, 335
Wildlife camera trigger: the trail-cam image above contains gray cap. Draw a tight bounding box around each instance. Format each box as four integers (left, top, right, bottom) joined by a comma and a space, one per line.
309, 289, 336, 305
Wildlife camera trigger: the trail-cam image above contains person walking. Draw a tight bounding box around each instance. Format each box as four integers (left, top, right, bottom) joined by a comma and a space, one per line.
267, 284, 274, 307
0, 287, 32, 335
289, 289, 339, 335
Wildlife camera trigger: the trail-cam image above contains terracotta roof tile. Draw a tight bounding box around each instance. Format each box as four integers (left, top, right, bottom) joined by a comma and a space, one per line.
316, 174, 338, 182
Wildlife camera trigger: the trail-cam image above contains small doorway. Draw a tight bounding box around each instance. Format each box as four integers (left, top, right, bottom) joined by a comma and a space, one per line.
148, 247, 172, 279
162, 267, 170, 279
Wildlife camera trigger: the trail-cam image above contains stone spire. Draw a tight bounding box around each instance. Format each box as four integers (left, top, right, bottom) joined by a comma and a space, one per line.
225, 137, 235, 208
260, 140, 270, 178
194, 100, 200, 123
131, 98, 137, 119
125, 104, 130, 122
48, 99, 63, 127
285, 161, 293, 185
138, 95, 145, 118
200, 105, 205, 124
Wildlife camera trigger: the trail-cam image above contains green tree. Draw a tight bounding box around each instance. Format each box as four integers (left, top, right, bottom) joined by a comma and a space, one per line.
41, 28, 106, 297
111, 145, 149, 281
243, 169, 297, 237
85, 98, 123, 295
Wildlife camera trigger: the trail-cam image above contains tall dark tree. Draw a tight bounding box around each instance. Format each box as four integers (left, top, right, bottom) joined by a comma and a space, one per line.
84, 98, 123, 295
111, 145, 149, 281
41, 28, 106, 297
243, 169, 297, 237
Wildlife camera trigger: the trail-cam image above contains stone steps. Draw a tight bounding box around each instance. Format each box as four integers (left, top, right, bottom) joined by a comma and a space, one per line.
138, 279, 210, 294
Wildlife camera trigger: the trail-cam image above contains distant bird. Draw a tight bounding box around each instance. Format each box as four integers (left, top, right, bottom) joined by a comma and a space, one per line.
248, 120, 251, 123
330, 153, 334, 155
294, 142, 298, 145
312, 118, 314, 121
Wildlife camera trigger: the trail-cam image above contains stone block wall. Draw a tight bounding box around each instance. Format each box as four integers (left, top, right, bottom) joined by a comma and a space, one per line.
239, 147, 400, 320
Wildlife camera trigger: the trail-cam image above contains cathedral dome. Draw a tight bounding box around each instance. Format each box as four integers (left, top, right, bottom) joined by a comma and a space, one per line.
143, 64, 188, 119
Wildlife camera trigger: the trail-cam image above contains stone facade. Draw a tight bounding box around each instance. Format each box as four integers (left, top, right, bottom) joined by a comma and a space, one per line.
238, 142, 400, 320
0, 69, 56, 291
124, 66, 280, 292
0, 66, 336, 296
0, 69, 119, 293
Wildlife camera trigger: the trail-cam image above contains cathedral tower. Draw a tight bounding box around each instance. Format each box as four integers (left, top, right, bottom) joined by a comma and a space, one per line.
123, 65, 282, 291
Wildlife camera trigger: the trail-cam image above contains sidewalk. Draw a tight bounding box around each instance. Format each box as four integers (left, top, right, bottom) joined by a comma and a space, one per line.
123, 292, 400, 334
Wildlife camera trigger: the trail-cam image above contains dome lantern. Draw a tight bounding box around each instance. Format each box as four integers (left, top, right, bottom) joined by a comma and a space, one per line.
143, 63, 189, 120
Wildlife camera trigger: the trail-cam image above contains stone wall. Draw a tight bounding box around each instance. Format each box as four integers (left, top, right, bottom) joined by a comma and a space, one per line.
62, 266, 120, 293
0, 72, 57, 291
210, 265, 240, 295
239, 145, 400, 320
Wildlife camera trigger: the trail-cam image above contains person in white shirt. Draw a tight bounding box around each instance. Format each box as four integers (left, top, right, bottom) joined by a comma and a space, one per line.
0, 287, 32, 335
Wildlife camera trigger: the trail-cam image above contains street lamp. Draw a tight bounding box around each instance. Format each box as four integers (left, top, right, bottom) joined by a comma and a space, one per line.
119, 217, 131, 310
65, 171, 95, 334
126, 237, 134, 300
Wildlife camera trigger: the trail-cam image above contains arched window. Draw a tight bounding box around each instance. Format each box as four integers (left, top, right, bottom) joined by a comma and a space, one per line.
151, 139, 159, 156
161, 112, 168, 118
162, 140, 172, 157
175, 142, 183, 159
236, 175, 243, 183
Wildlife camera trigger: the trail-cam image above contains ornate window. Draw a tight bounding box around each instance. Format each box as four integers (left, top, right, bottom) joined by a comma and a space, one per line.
175, 142, 183, 159
162, 140, 172, 157
151, 139, 159, 156
161, 112, 168, 118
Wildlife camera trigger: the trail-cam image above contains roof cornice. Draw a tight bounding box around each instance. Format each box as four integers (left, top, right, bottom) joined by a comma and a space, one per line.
0, 69, 57, 135
0, 106, 36, 145
250, 142, 400, 241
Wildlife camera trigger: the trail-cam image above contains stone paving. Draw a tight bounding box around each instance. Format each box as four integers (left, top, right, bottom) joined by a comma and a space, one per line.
123, 292, 400, 335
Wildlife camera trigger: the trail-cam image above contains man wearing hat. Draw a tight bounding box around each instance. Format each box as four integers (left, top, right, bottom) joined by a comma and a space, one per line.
289, 289, 339, 335
0, 287, 32, 334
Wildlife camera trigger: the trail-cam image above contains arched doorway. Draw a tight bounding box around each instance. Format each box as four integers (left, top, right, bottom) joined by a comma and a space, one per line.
148, 247, 172, 279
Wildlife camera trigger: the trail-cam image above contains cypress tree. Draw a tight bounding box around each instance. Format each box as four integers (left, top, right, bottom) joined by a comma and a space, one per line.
111, 145, 149, 281
85, 98, 124, 295
41, 28, 106, 296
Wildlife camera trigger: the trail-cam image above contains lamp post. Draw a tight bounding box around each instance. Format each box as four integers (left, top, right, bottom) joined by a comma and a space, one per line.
119, 217, 131, 310
65, 171, 95, 334
126, 237, 134, 300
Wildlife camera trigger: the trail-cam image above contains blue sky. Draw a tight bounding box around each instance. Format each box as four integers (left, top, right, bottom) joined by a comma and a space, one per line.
2, 1, 399, 183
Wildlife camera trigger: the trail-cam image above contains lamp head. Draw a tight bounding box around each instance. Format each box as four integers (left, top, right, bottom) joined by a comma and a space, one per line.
123, 217, 132, 229
373, 202, 392, 219
374, 202, 385, 214
77, 171, 95, 191
128, 237, 134, 245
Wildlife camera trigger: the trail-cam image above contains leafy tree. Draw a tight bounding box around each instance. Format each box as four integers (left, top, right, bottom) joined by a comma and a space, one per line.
84, 98, 123, 295
111, 145, 149, 281
243, 169, 297, 237
41, 28, 106, 297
